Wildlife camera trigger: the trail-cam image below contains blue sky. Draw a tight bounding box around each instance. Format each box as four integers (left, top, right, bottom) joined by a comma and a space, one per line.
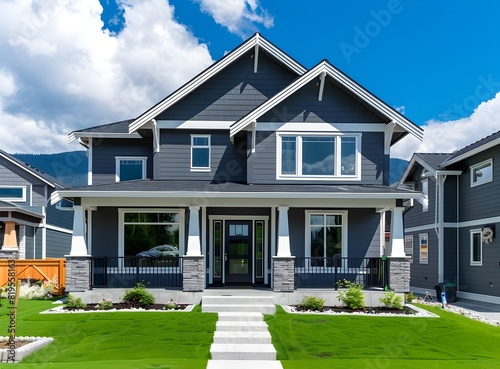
1, 0, 500, 158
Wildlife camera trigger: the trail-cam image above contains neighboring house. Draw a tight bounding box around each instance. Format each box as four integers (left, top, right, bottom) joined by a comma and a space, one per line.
400, 130, 500, 304
53, 33, 422, 293
0, 149, 73, 259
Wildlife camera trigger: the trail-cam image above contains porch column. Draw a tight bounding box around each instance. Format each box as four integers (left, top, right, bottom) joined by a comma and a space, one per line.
388, 206, 410, 293
274, 206, 294, 292
183, 205, 204, 292
388, 207, 405, 257
2, 221, 18, 249
277, 206, 291, 257
186, 205, 201, 256
69, 205, 88, 256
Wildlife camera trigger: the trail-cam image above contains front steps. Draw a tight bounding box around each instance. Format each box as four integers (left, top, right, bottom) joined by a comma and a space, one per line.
204, 296, 283, 369
202, 295, 276, 314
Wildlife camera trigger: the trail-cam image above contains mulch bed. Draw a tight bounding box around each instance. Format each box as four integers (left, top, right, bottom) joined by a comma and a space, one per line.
294, 306, 416, 315
0, 340, 31, 349
64, 303, 190, 311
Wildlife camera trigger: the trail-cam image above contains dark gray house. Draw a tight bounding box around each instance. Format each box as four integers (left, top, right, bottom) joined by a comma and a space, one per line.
401, 130, 500, 304
0, 149, 73, 259
53, 33, 422, 293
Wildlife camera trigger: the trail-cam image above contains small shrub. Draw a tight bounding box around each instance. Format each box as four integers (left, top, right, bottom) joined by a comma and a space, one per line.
338, 284, 365, 310
380, 291, 404, 310
122, 283, 156, 307
97, 299, 114, 310
65, 294, 86, 309
164, 299, 177, 310
406, 291, 415, 303
299, 296, 326, 311
335, 279, 355, 289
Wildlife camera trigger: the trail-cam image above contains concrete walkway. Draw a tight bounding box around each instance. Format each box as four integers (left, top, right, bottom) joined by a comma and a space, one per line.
203, 295, 283, 369
450, 299, 500, 323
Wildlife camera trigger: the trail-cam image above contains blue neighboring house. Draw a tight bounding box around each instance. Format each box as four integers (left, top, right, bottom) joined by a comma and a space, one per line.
400, 130, 500, 304
53, 34, 423, 293
0, 149, 73, 259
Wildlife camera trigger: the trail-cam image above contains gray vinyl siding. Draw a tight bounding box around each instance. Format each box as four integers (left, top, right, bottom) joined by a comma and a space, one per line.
92, 207, 119, 257
458, 148, 500, 222
459, 223, 500, 297
92, 138, 153, 185
46, 229, 71, 258
259, 78, 387, 124
250, 131, 386, 185
157, 130, 247, 182
0, 161, 31, 206
443, 176, 458, 223
288, 208, 305, 257
443, 227, 457, 284
45, 204, 73, 230
34, 228, 43, 259
31, 185, 46, 206
24, 226, 35, 259
156, 50, 297, 121
408, 230, 438, 289
404, 169, 436, 229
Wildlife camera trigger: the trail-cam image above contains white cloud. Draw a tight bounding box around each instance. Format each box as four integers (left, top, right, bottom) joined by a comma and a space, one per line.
392, 92, 500, 160
196, 0, 274, 38
0, 0, 213, 153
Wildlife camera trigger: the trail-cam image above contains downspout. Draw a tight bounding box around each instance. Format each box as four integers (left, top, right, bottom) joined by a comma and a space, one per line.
456, 176, 460, 292
437, 174, 447, 283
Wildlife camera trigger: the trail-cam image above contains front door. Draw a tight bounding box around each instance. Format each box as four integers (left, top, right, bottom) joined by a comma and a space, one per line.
225, 220, 253, 284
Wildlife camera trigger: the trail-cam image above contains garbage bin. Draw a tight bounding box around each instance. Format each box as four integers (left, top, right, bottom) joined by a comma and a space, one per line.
434, 283, 457, 303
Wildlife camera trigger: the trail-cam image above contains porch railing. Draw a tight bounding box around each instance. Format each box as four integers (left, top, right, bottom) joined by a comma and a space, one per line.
294, 257, 387, 289
91, 256, 182, 289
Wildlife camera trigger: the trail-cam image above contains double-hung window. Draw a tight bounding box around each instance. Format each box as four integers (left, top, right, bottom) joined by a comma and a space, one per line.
471, 159, 493, 187
116, 157, 147, 182
470, 229, 482, 266
191, 135, 211, 171
278, 134, 360, 179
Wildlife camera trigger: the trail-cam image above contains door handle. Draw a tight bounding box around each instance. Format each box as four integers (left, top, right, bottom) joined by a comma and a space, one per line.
224, 253, 227, 261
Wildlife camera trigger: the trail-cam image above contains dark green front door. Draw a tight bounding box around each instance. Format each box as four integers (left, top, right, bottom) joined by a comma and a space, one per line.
225, 220, 253, 284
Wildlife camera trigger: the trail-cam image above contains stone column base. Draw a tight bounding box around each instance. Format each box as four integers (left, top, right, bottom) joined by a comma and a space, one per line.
0, 248, 19, 259
65, 256, 91, 293
182, 255, 205, 292
273, 256, 295, 292
388, 257, 411, 293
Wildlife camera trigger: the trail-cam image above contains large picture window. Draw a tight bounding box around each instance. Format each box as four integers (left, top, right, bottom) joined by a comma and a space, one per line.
278, 134, 360, 179
0, 186, 26, 202
120, 210, 183, 259
116, 157, 147, 182
470, 229, 482, 266
471, 159, 493, 187
306, 211, 347, 267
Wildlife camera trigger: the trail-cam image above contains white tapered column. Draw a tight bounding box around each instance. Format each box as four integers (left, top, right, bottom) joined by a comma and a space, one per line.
186, 205, 201, 256
70, 205, 88, 256
277, 206, 291, 257
388, 207, 405, 257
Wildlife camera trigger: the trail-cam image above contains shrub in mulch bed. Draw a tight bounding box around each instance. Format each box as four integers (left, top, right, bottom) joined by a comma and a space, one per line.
293, 305, 417, 315
63, 303, 190, 311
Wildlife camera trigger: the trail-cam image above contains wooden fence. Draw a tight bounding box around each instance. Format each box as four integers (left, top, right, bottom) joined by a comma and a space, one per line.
0, 258, 66, 295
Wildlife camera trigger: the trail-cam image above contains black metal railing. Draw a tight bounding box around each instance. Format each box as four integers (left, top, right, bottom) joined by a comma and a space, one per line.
91, 256, 182, 288
294, 257, 387, 289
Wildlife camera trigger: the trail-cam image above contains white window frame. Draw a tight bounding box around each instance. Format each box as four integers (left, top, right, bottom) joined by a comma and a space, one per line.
305, 210, 348, 269
118, 208, 185, 261
470, 158, 493, 187
276, 133, 361, 181
115, 157, 147, 182
55, 198, 74, 211
0, 186, 26, 202
191, 134, 211, 172
421, 178, 429, 212
470, 228, 483, 266
419, 233, 428, 264
404, 235, 413, 263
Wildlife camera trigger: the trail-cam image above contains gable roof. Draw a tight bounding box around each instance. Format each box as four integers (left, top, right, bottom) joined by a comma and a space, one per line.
128, 33, 307, 134
399, 152, 463, 185
0, 149, 67, 189
229, 60, 423, 144
68, 119, 140, 146
441, 129, 500, 166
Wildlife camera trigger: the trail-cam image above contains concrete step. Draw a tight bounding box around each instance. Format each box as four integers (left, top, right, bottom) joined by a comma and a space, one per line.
217, 312, 263, 322
216, 321, 269, 332
207, 360, 283, 369
213, 331, 272, 344
202, 295, 274, 306
203, 304, 276, 314
210, 343, 276, 360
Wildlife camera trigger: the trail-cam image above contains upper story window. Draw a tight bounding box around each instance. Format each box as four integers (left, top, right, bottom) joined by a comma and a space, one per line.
471, 159, 493, 187
0, 186, 26, 202
421, 178, 429, 212
470, 229, 482, 266
116, 157, 147, 182
191, 135, 211, 171
277, 134, 360, 180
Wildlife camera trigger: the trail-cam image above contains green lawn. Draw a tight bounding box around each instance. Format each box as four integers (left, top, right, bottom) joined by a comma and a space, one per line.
0, 299, 217, 369
265, 305, 500, 368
